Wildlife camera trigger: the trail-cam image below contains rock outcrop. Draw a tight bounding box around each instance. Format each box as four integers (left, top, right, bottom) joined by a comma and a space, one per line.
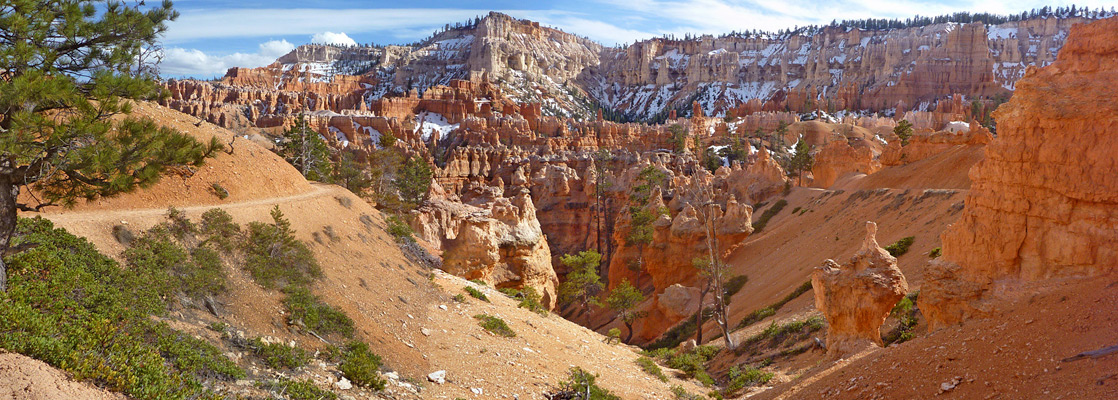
413, 184, 559, 309
920, 17, 1118, 329
812, 222, 909, 355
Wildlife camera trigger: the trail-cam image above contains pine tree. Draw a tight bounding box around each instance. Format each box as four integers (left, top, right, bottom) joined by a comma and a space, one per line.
558, 250, 604, 325
894, 119, 914, 146
394, 156, 432, 209
332, 151, 372, 198
605, 279, 647, 343
279, 115, 333, 182
0, 0, 222, 291
788, 139, 814, 186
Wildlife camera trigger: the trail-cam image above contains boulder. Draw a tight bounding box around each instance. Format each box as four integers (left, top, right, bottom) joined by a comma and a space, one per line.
812, 221, 909, 355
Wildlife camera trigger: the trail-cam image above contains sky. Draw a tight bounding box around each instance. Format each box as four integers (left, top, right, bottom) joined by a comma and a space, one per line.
159, 0, 1116, 78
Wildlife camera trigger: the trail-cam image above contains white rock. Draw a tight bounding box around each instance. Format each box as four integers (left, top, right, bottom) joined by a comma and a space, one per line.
421, 328, 432, 336
471, 387, 484, 395
427, 370, 447, 384
335, 377, 352, 390
439, 304, 448, 310
383, 371, 400, 380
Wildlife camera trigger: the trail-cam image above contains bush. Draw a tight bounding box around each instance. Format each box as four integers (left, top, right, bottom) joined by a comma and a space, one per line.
724, 275, 749, 299
607, 328, 622, 344
725, 365, 774, 394
665, 348, 716, 386
549, 367, 621, 400
737, 317, 826, 355
338, 341, 386, 390
386, 214, 415, 243
211, 183, 229, 199
0, 217, 242, 399
885, 236, 915, 257
883, 291, 920, 346
124, 226, 227, 302
671, 386, 704, 400
635, 356, 668, 382
515, 287, 548, 316
250, 338, 309, 369
199, 208, 240, 254
262, 378, 337, 400
464, 286, 489, 302
283, 287, 356, 337
242, 206, 321, 289
752, 199, 788, 233
452, 293, 466, 303
474, 314, 515, 337
166, 206, 198, 240
929, 247, 942, 258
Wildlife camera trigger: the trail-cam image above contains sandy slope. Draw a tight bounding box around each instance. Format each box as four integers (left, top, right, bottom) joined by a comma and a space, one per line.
0, 352, 127, 400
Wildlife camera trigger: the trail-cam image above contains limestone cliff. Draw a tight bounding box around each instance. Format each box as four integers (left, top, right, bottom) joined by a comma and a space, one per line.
920, 16, 1118, 329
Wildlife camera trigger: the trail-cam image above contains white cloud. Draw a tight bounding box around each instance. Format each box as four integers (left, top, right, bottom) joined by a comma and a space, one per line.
160, 39, 295, 78
310, 32, 358, 47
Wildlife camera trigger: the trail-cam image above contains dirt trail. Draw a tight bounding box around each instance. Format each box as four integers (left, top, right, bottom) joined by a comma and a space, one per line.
38, 183, 336, 224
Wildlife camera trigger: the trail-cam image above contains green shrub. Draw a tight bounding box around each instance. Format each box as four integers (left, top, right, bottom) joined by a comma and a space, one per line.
338, 341, 386, 390
515, 286, 548, 316
262, 378, 337, 400
464, 286, 489, 302
452, 293, 467, 303
0, 217, 242, 400
671, 385, 704, 400
635, 356, 668, 382
724, 275, 749, 299
666, 351, 714, 386
607, 328, 622, 344
884, 236, 915, 257
737, 317, 826, 355
123, 226, 228, 302
644, 314, 700, 350
551, 367, 621, 400
210, 183, 229, 199
283, 287, 356, 337
166, 206, 198, 240
242, 206, 321, 289
469, 279, 488, 286
499, 287, 521, 297
883, 291, 920, 346
386, 214, 415, 243
752, 199, 788, 233
474, 314, 515, 337
725, 365, 774, 394
199, 208, 240, 254
207, 322, 228, 333
929, 247, 942, 258
250, 338, 309, 369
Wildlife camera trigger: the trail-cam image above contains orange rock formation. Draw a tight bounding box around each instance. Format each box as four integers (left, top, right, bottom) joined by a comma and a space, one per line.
921, 16, 1118, 329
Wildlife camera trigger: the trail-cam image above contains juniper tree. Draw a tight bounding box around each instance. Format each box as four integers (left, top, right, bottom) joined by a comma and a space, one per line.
0, 0, 221, 291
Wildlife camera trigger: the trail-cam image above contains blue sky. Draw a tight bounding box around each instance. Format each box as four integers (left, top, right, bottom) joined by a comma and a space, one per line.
160, 0, 1115, 77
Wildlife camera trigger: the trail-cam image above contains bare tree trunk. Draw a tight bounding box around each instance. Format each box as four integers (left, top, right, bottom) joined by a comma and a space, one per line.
694, 281, 709, 345
624, 321, 634, 343
0, 178, 19, 293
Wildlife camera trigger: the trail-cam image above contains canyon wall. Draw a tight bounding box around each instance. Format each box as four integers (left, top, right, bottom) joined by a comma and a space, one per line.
921, 16, 1118, 328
